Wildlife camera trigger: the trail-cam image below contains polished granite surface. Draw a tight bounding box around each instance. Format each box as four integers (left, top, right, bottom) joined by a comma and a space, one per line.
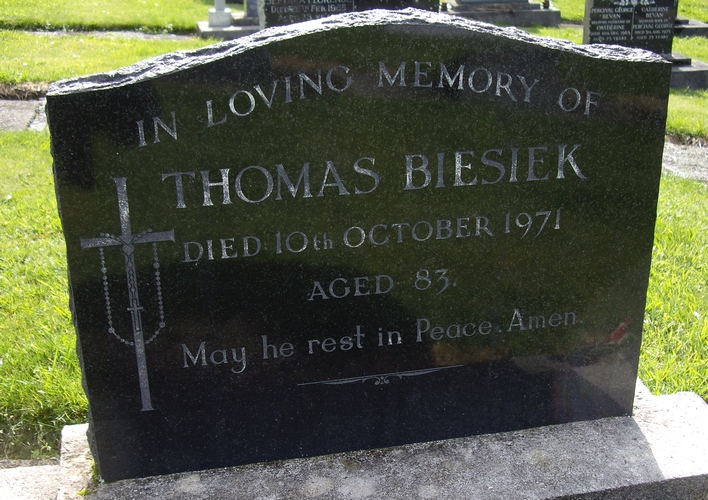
47, 10, 671, 481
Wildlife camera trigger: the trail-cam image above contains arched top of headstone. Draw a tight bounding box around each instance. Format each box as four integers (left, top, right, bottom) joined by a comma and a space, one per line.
48, 8, 664, 96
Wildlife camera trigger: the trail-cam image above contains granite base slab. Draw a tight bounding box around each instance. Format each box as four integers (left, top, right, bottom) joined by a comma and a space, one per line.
196, 21, 260, 40
671, 58, 708, 90
57, 425, 94, 500
74, 380, 708, 499
0, 100, 41, 131
0, 464, 60, 500
675, 18, 708, 38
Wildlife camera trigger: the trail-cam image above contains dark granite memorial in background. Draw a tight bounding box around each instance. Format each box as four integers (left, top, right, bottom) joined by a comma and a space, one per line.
448, 0, 561, 28
582, 0, 708, 90
583, 0, 678, 56
47, 10, 671, 482
258, 0, 437, 27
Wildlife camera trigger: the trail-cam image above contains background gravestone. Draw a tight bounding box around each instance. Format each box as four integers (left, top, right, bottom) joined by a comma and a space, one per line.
583, 0, 678, 56
258, 0, 354, 27
258, 0, 437, 27
246, 0, 258, 18
449, 0, 561, 28
47, 9, 671, 482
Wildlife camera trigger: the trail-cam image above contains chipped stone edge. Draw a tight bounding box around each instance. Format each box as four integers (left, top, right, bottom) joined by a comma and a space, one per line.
47, 8, 667, 97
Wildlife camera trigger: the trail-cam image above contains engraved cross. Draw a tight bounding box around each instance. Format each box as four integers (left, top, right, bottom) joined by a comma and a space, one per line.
81, 177, 175, 411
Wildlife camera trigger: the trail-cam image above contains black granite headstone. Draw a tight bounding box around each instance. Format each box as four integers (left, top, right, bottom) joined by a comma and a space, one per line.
583, 0, 678, 56
47, 9, 671, 482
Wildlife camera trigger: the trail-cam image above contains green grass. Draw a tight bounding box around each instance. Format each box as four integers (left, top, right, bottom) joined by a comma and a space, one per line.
0, 0, 242, 33
667, 90, 708, 139
551, 0, 708, 24
0, 30, 214, 85
640, 176, 708, 397
674, 36, 708, 64
678, 0, 708, 24
550, 0, 585, 24
1, 129, 707, 458
0, 131, 86, 459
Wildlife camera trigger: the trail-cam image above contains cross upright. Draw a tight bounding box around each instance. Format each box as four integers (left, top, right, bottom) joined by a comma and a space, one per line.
81, 177, 175, 411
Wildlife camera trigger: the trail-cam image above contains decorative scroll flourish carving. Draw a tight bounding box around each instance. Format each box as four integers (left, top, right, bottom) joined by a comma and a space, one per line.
298, 365, 465, 387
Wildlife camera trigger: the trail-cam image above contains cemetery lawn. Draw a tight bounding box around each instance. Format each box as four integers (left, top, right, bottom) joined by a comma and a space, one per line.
0, 30, 214, 85
668, 90, 708, 140
0, 0, 235, 33
677, 0, 708, 24
0, 131, 85, 459
1, 130, 707, 459
641, 176, 708, 398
